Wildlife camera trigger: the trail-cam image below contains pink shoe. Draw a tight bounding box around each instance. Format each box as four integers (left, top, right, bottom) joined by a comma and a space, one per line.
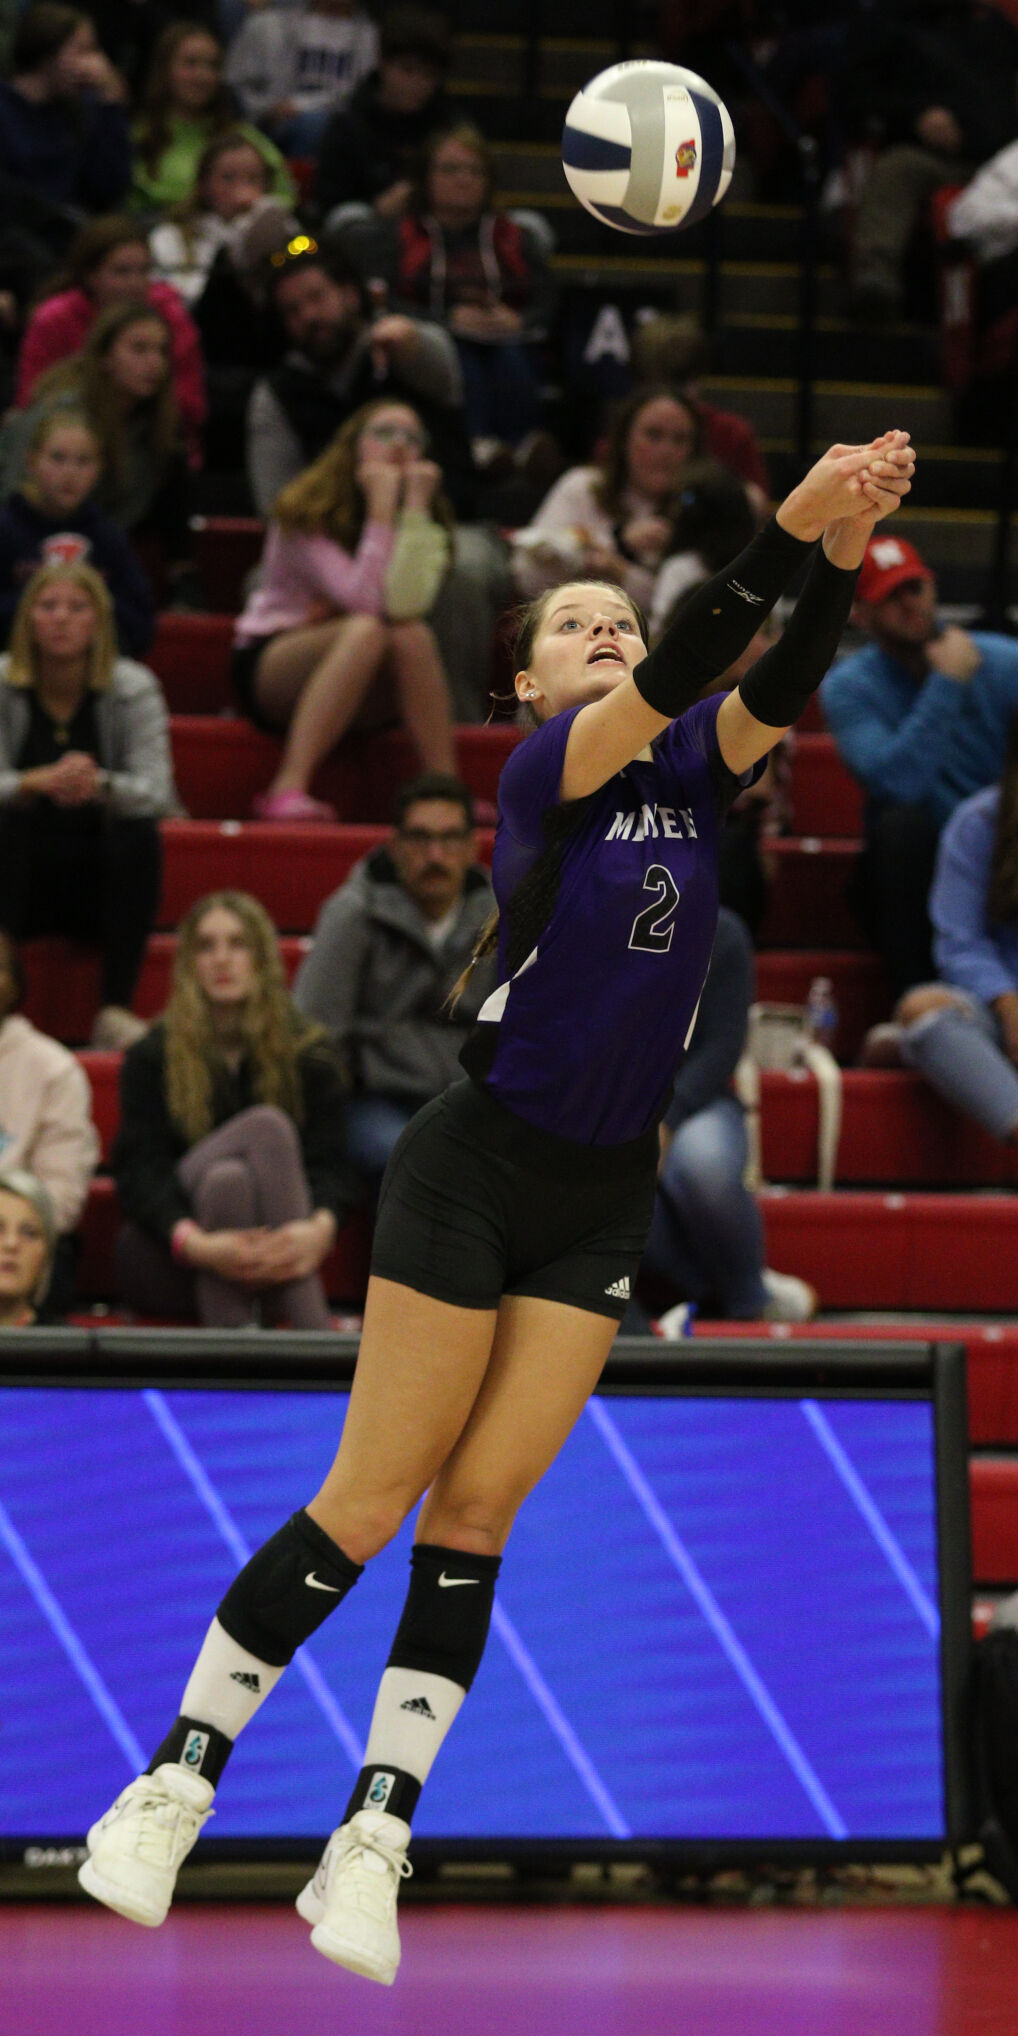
252, 788, 337, 823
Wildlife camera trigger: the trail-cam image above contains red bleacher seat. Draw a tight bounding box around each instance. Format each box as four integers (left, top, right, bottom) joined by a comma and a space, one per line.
971, 1459, 1018, 1584
169, 719, 520, 822
192, 517, 264, 613
77, 1177, 373, 1305
149, 614, 235, 714
761, 1189, 1018, 1311
755, 951, 888, 1061
757, 838, 863, 948
21, 934, 308, 1039
760, 1068, 1018, 1188
788, 735, 863, 838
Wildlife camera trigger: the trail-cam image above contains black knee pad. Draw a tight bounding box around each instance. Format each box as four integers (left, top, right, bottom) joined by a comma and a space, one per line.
217, 1509, 362, 1666
387, 1542, 501, 1692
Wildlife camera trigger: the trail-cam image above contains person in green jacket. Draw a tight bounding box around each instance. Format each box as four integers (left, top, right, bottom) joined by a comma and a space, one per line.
130, 21, 295, 215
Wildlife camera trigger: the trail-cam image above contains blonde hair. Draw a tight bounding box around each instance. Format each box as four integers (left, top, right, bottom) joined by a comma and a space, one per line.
6, 561, 117, 692
273, 399, 454, 550
164, 891, 328, 1146
0, 1168, 56, 1306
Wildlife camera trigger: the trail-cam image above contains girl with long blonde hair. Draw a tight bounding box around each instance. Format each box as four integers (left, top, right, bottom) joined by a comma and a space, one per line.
113, 889, 354, 1327
0, 559, 176, 1048
234, 396, 456, 822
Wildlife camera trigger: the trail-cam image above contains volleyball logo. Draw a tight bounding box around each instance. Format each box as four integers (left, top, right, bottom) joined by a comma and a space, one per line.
562, 60, 735, 235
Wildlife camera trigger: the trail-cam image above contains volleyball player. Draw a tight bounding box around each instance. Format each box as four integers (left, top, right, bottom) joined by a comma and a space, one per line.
78, 432, 915, 1984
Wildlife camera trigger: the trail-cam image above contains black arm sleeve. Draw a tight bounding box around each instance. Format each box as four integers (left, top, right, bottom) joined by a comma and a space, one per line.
737, 543, 860, 728
633, 515, 814, 719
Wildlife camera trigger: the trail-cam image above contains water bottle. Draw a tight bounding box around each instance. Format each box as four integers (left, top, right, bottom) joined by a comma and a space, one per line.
804, 975, 839, 1048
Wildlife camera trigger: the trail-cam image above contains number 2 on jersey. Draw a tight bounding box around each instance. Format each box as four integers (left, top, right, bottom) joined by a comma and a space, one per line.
628, 864, 681, 953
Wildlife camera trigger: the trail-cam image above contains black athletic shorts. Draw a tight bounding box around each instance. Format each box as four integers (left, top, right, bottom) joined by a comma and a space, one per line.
370, 1079, 659, 1321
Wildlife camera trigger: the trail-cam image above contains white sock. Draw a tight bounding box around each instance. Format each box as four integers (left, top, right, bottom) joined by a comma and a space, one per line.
180, 1617, 286, 1739
361, 1666, 466, 1789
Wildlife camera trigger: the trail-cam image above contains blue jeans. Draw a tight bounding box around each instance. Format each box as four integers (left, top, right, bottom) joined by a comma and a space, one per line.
899, 991, 1018, 1141
344, 1095, 420, 1194
642, 1096, 767, 1318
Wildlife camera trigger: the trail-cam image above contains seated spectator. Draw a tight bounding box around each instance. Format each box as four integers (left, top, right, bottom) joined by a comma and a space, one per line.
1, 303, 200, 603
945, 136, 1018, 425
149, 132, 296, 312
235, 397, 455, 820
249, 243, 509, 717
225, 0, 378, 159
314, 3, 452, 231
821, 534, 1018, 1000
130, 21, 295, 216
294, 770, 496, 1194
0, 408, 154, 655
247, 242, 469, 516
341, 121, 553, 453
629, 313, 771, 502
15, 214, 206, 469
150, 131, 297, 466
0, 561, 178, 1050
633, 908, 817, 1328
0, 928, 99, 1312
0, 4, 131, 237
895, 713, 1018, 1147
649, 459, 760, 643
835, 0, 1018, 321
0, 1167, 57, 1326
113, 889, 356, 1327
512, 385, 702, 614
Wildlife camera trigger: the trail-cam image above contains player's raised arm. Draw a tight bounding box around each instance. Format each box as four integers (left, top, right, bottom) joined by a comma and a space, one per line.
556, 434, 914, 802
716, 434, 916, 776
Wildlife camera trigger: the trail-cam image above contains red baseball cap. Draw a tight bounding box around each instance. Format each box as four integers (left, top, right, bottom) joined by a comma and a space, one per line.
856, 535, 934, 606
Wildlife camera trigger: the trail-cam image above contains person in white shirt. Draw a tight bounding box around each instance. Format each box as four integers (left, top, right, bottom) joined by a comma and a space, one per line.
226, 0, 378, 158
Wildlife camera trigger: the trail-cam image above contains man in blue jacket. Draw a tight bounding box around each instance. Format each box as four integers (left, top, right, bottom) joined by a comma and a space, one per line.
821, 533, 1018, 997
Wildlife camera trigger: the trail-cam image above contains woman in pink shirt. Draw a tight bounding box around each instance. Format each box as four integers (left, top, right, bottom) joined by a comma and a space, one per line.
15, 215, 206, 468
234, 398, 455, 822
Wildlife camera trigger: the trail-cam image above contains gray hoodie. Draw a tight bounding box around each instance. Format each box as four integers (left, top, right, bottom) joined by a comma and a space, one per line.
293, 844, 497, 1100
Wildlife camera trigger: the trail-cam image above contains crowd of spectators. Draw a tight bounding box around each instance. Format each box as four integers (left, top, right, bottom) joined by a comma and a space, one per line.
1, 0, 1017, 1332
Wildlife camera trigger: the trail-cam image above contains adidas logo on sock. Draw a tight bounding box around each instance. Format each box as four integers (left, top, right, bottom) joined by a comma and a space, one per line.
604, 1276, 631, 1300
400, 1695, 437, 1719
230, 1671, 261, 1691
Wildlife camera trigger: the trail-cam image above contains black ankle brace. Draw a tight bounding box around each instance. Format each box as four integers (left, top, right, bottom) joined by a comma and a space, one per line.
216, 1509, 363, 1667
147, 1716, 233, 1788
387, 1542, 501, 1692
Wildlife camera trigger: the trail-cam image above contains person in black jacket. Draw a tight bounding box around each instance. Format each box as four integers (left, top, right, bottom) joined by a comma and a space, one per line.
313, 5, 452, 230
113, 889, 357, 1327
0, 408, 154, 654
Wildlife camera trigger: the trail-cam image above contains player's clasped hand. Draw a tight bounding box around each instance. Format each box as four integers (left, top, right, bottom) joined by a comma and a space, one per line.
777, 432, 915, 544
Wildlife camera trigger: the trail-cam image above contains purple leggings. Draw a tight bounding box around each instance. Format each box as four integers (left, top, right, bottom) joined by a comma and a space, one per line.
116, 1105, 331, 1328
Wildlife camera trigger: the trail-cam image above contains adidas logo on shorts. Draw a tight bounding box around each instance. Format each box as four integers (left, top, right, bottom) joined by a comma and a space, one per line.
604, 1276, 631, 1300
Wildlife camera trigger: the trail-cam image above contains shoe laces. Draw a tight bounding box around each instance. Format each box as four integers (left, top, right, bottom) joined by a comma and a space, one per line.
116, 1780, 213, 1867
335, 1827, 412, 1920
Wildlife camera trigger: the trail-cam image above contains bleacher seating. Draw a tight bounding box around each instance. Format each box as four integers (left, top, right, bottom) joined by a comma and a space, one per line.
26, 0, 1018, 1584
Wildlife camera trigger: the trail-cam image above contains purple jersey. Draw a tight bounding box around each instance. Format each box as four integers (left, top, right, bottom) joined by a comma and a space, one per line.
461, 692, 762, 1144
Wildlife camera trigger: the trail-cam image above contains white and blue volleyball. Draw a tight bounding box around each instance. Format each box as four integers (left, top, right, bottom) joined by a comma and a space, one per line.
562, 59, 735, 235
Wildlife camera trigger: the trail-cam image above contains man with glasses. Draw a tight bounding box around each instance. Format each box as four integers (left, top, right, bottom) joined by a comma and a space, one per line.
293, 771, 496, 1194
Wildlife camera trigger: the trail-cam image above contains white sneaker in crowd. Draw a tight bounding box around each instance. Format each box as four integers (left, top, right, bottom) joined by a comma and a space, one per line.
654, 1302, 697, 1341
77, 1763, 214, 1926
297, 1808, 412, 1985
761, 1268, 819, 1323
